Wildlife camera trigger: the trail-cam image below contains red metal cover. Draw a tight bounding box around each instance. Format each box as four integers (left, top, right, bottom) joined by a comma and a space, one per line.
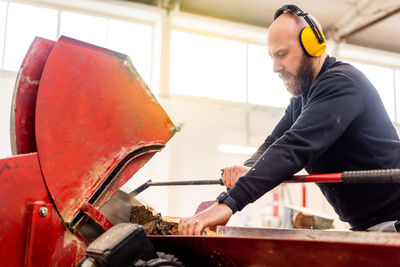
0, 153, 85, 266
10, 37, 55, 155
35, 36, 176, 223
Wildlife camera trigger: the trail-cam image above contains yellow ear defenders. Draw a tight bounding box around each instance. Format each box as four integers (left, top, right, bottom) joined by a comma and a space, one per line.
274, 5, 326, 57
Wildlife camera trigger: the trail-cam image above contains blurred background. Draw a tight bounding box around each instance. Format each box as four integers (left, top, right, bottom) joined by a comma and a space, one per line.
1, 0, 400, 229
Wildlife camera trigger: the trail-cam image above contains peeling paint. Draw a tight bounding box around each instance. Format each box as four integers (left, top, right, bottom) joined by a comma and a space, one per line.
122, 57, 158, 103
21, 74, 40, 86
63, 229, 77, 248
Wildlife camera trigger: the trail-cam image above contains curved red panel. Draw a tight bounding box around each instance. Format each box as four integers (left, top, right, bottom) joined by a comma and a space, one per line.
35, 36, 176, 223
0, 153, 85, 266
10, 37, 55, 155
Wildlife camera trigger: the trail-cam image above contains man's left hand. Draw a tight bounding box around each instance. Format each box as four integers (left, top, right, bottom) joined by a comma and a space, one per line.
178, 203, 232, 235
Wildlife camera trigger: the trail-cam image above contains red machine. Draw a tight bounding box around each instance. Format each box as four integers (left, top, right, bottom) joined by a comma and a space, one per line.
0, 36, 176, 266
2, 36, 400, 267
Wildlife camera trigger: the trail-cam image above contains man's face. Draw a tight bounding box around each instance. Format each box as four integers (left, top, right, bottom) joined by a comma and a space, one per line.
267, 16, 316, 97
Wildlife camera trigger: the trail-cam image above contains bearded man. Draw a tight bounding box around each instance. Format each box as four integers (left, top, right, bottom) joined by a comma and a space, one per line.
178, 5, 400, 235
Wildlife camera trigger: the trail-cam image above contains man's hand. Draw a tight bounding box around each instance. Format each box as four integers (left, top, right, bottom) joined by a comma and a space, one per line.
178, 203, 232, 235
222, 165, 250, 188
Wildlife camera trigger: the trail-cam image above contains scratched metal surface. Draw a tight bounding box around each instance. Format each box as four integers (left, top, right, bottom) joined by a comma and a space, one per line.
10, 37, 55, 155
35, 36, 177, 223
0, 153, 85, 266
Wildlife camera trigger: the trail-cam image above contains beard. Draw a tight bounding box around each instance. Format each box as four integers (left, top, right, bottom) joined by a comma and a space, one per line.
292, 54, 315, 96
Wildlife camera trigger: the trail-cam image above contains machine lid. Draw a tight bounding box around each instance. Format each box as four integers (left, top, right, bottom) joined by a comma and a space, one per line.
35, 36, 176, 224
10, 37, 55, 155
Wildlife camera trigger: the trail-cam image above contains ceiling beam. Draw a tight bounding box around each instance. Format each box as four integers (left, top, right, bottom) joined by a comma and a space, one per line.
329, 0, 400, 42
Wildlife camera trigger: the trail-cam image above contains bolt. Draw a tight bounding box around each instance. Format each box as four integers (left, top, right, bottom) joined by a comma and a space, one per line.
39, 206, 48, 217
171, 125, 181, 133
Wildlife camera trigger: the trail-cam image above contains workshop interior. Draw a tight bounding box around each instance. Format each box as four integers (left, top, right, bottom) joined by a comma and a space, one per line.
1, 0, 400, 266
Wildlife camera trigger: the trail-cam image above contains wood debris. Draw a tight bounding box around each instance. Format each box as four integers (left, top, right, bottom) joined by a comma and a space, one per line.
130, 205, 223, 236
130, 206, 179, 235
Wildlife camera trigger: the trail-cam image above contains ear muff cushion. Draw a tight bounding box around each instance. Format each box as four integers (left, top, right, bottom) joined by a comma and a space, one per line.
299, 26, 326, 57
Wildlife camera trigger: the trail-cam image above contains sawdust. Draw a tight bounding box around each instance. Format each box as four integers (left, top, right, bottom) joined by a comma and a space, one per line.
130, 206, 223, 236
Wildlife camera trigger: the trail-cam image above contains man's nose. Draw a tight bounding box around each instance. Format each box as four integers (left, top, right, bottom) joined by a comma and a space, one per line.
272, 59, 282, 73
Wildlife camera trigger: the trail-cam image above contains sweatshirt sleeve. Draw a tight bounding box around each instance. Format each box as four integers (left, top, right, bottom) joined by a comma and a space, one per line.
229, 72, 363, 211
244, 102, 294, 167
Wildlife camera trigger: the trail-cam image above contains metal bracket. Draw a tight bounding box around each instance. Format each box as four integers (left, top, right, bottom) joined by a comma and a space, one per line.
80, 202, 113, 231
24, 201, 53, 267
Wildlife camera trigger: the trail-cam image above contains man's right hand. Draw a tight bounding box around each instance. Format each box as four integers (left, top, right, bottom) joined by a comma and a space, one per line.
222, 165, 250, 188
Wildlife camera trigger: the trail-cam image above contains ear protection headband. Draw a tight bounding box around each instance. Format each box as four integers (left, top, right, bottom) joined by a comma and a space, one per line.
274, 5, 326, 57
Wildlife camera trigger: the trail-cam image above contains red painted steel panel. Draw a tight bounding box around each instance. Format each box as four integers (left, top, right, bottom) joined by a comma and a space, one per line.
35, 36, 176, 223
24, 202, 85, 267
0, 153, 85, 267
150, 235, 400, 267
81, 202, 113, 230
10, 37, 55, 155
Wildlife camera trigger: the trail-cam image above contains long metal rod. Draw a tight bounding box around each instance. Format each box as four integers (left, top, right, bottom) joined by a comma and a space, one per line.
147, 179, 224, 186
129, 178, 224, 196
129, 169, 400, 197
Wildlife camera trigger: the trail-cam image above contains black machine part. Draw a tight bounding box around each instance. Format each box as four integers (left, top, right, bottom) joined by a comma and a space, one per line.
78, 223, 183, 267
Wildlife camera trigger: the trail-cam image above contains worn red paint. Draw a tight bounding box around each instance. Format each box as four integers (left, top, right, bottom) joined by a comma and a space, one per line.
81, 202, 113, 231
1, 35, 176, 266
35, 36, 176, 223
0, 153, 85, 267
10, 37, 55, 155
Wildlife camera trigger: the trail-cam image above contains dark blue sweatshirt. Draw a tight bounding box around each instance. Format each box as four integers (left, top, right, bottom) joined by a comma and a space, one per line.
228, 56, 400, 230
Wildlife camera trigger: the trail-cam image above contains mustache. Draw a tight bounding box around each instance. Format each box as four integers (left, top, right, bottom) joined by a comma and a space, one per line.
279, 72, 293, 79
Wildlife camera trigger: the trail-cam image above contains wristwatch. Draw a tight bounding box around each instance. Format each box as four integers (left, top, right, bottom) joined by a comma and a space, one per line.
216, 192, 238, 214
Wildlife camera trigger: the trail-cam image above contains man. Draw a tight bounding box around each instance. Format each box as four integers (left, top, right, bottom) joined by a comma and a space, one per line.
178, 5, 400, 235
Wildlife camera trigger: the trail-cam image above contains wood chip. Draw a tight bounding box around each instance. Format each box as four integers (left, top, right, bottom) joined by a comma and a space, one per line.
130, 206, 178, 235
130, 206, 224, 236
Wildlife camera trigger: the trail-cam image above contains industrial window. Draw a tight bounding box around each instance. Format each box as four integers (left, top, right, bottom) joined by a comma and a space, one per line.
0, 2, 154, 88
170, 30, 291, 107
50, 11, 154, 88
107, 19, 153, 85
170, 30, 247, 102
60, 12, 108, 47
3, 2, 58, 71
247, 43, 291, 107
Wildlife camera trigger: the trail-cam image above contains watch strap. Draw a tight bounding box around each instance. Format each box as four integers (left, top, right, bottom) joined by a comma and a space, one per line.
217, 192, 238, 214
